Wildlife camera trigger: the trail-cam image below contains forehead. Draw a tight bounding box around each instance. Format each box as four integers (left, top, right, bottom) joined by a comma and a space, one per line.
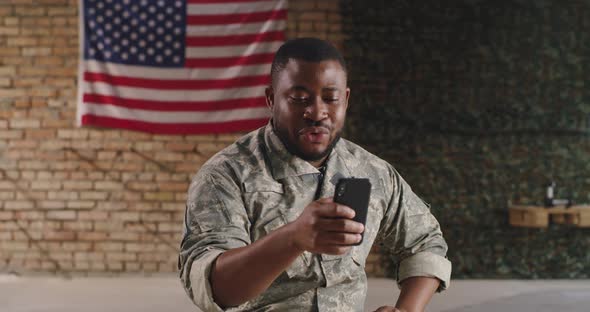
275, 59, 347, 90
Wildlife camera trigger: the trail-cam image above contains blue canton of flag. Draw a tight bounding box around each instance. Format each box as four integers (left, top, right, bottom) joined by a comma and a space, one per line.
84, 0, 186, 67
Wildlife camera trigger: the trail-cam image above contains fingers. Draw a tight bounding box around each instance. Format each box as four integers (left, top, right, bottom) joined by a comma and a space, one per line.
316, 232, 362, 246
316, 197, 333, 203
315, 201, 355, 219
315, 218, 364, 234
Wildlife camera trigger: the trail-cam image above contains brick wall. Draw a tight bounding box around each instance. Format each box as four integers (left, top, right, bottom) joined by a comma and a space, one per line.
0, 0, 384, 277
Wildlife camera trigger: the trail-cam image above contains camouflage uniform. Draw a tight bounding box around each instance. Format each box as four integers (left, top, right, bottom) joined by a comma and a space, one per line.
179, 123, 452, 312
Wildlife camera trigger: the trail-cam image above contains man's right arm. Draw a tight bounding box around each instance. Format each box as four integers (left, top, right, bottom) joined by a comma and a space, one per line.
211, 197, 365, 308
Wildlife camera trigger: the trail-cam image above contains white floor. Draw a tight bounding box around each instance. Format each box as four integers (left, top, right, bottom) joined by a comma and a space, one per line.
1, 274, 589, 312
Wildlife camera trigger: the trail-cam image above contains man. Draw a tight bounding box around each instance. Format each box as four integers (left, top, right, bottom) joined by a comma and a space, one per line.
179, 38, 451, 312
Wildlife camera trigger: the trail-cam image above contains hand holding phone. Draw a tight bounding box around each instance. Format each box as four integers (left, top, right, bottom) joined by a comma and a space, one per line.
333, 178, 371, 245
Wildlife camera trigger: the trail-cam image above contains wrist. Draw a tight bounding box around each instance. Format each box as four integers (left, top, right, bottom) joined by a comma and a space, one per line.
283, 221, 305, 253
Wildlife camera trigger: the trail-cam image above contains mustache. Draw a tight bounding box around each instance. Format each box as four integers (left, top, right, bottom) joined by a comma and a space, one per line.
298, 121, 331, 135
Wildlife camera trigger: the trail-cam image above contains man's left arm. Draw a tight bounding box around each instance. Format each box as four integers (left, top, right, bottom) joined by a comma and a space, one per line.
372, 277, 440, 312
375, 167, 452, 312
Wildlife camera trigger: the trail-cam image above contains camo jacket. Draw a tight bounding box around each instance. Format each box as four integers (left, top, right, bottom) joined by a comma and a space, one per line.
179, 123, 452, 312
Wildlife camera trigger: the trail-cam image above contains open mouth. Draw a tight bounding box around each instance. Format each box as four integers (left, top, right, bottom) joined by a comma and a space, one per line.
299, 126, 330, 143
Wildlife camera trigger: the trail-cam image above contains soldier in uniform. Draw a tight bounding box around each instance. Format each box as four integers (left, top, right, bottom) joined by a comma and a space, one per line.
179, 38, 451, 312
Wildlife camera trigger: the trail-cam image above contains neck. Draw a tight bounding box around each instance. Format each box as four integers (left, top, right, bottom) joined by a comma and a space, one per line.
308, 156, 328, 168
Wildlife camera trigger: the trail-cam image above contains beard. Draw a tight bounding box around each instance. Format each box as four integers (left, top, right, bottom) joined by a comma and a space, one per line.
272, 120, 342, 162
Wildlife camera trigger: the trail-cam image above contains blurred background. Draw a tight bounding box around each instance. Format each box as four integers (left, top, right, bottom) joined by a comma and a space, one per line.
1, 0, 589, 311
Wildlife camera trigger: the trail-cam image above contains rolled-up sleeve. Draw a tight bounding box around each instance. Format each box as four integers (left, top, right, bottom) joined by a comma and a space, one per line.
377, 166, 452, 291
178, 169, 251, 311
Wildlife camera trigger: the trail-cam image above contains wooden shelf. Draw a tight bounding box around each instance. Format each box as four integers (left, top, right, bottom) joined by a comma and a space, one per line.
509, 205, 590, 228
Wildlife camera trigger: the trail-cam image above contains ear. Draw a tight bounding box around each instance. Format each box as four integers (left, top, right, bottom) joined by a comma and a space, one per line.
344, 87, 350, 110
265, 86, 274, 111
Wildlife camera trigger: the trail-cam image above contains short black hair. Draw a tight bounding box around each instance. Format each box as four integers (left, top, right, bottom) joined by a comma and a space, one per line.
270, 37, 347, 86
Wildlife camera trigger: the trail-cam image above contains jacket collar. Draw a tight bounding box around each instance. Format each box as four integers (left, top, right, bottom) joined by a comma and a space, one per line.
263, 122, 360, 182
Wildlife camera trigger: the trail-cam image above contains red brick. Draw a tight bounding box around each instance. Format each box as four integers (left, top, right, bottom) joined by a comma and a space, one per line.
78, 232, 108, 241
44, 231, 76, 241
38, 201, 66, 210
31, 180, 62, 190
4, 200, 34, 210
46, 210, 76, 220
78, 211, 109, 220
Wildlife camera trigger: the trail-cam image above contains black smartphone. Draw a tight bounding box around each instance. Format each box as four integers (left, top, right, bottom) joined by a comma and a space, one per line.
333, 178, 371, 245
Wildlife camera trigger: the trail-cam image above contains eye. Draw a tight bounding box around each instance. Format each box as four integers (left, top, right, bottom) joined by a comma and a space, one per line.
324, 98, 339, 103
289, 97, 309, 104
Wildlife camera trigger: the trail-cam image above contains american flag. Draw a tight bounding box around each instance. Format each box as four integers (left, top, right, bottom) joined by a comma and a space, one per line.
77, 0, 287, 134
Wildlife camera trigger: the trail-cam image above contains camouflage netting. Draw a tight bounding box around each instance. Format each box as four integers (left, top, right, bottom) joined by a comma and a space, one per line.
341, 0, 590, 278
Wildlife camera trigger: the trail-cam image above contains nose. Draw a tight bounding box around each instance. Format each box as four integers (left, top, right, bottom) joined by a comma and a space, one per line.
303, 98, 328, 121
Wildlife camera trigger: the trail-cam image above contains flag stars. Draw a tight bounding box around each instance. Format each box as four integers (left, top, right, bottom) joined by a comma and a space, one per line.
85, 0, 185, 67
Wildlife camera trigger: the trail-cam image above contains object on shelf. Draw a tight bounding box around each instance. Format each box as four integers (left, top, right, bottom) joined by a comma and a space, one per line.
544, 180, 573, 208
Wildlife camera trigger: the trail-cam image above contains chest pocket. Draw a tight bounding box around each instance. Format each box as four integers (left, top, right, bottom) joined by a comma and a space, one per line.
261, 215, 312, 279
243, 180, 313, 279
